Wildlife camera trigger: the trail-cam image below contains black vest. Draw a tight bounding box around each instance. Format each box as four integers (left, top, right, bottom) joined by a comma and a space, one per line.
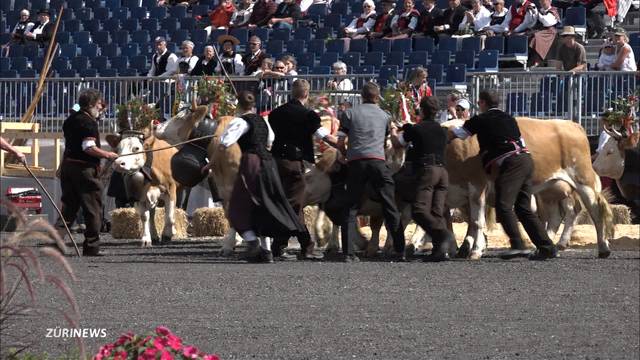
238, 114, 272, 160
402, 120, 447, 166
152, 51, 171, 76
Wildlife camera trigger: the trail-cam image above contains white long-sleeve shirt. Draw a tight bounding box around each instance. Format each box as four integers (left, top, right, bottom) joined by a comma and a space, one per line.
458, 6, 492, 32
178, 55, 200, 75
488, 8, 509, 33
535, 6, 560, 28
147, 50, 179, 77
214, 53, 245, 76
489, 5, 536, 34
221, 116, 330, 148
345, 13, 377, 34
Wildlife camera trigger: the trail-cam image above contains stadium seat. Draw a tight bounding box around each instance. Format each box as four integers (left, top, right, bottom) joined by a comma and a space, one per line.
123, 0, 140, 8
506, 92, 528, 115
169, 6, 188, 18
326, 39, 348, 54
363, 52, 384, 69
141, 18, 159, 31
19, 69, 37, 78
564, 7, 587, 37
102, 43, 119, 58
149, 6, 168, 20
94, 7, 110, 21
530, 92, 551, 115
371, 39, 391, 53
209, 29, 228, 44
152, 30, 169, 42
76, 8, 93, 22
100, 68, 118, 77
161, 18, 179, 33
123, 43, 140, 57
267, 40, 285, 55
105, 0, 122, 8
0, 58, 10, 72
296, 66, 309, 75
309, 66, 331, 75
31, 58, 45, 72
72, 56, 90, 71
31, 0, 49, 10
298, 52, 315, 68
438, 36, 458, 52
10, 57, 28, 72
131, 7, 148, 19
319, 52, 339, 67
341, 52, 361, 69
81, 43, 99, 58
1, 70, 18, 78
64, 19, 81, 33
461, 37, 482, 53
114, 8, 130, 23
130, 55, 148, 72
455, 50, 475, 69
349, 38, 368, 53
271, 28, 292, 42
414, 37, 436, 53
331, 2, 349, 15
103, 19, 121, 32
84, 19, 101, 34
251, 28, 270, 42
287, 40, 306, 55
110, 56, 129, 72
391, 38, 412, 53
408, 51, 428, 66
324, 14, 343, 31
93, 31, 110, 46
355, 65, 376, 74
427, 63, 444, 83
61, 9, 76, 22
180, 18, 196, 31
114, 30, 130, 46
52, 57, 70, 72
91, 56, 109, 71
386, 52, 405, 67
432, 50, 451, 66
505, 35, 528, 60
191, 29, 208, 44
485, 36, 504, 54
192, 4, 211, 17
74, 31, 92, 46
404, 64, 423, 79
60, 44, 78, 58
133, 30, 151, 44
379, 65, 399, 86
9, 45, 24, 58
57, 31, 72, 44
293, 27, 312, 41
171, 29, 190, 44
80, 68, 98, 78
23, 45, 39, 59
123, 19, 140, 32
307, 39, 326, 55
630, 32, 640, 47
446, 63, 466, 84
315, 27, 334, 40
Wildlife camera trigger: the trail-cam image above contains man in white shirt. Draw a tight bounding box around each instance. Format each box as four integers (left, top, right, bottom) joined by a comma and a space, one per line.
177, 40, 200, 75
459, 0, 492, 34
10, 9, 34, 45
147, 37, 179, 77
24, 9, 53, 47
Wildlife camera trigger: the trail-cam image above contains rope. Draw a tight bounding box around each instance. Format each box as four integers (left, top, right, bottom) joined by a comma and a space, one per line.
21, 161, 81, 257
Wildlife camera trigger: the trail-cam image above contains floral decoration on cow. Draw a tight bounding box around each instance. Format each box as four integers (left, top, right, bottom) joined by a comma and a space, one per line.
380, 83, 417, 125
116, 97, 160, 132
94, 326, 219, 360
602, 89, 639, 132
196, 77, 237, 118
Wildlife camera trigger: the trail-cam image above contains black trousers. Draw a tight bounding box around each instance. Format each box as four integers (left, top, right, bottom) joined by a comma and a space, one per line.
58, 161, 103, 250
494, 153, 555, 253
271, 158, 312, 253
340, 159, 404, 256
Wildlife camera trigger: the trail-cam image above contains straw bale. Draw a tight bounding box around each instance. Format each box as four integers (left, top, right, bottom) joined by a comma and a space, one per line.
192, 207, 229, 237
110, 207, 189, 239
576, 204, 631, 225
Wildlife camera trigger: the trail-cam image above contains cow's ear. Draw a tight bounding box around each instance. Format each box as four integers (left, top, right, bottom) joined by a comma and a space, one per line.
105, 134, 121, 150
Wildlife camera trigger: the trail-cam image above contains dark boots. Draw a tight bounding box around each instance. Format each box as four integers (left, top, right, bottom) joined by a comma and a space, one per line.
423, 229, 454, 262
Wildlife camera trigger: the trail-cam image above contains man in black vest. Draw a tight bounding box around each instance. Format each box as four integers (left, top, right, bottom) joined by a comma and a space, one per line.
391, 97, 455, 262
24, 9, 54, 48
147, 37, 179, 77
448, 90, 558, 261
11, 9, 34, 45
57, 89, 119, 256
268, 79, 338, 260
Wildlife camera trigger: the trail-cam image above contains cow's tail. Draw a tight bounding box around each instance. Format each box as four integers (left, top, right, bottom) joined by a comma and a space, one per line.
596, 191, 615, 240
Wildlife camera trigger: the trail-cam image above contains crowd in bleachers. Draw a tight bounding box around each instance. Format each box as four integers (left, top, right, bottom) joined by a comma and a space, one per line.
0, 0, 638, 85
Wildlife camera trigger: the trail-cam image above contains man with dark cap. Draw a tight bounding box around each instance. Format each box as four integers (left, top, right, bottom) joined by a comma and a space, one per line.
147, 37, 179, 77
24, 9, 54, 47
268, 79, 338, 261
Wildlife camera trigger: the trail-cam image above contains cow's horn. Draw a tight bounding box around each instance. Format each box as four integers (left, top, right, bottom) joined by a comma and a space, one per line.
603, 123, 623, 139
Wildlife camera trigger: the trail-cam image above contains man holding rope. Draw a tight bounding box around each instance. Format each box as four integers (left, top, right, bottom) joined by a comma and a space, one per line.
57, 89, 118, 257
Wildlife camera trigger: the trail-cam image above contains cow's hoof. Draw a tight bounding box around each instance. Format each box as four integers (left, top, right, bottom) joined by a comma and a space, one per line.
219, 248, 235, 257
142, 241, 152, 248
151, 237, 161, 246
457, 242, 471, 259
557, 242, 569, 251
469, 251, 483, 260
161, 235, 172, 244
598, 250, 611, 259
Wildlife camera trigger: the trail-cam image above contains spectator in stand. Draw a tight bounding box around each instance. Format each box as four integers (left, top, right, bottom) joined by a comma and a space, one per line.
458, 0, 492, 34
24, 9, 53, 48
10, 9, 34, 45
369, 0, 396, 39
242, 36, 269, 75
415, 0, 444, 40
434, 0, 467, 36
595, 39, 617, 70
177, 40, 199, 75
300, 0, 333, 13
281, 55, 298, 77
611, 28, 637, 71
401, 67, 433, 123
385, 0, 420, 39
248, 0, 277, 28
269, 0, 301, 30
482, 0, 494, 12
556, 26, 587, 73
214, 35, 245, 76
487, 0, 509, 35
148, 37, 179, 77
454, 98, 471, 120
230, 0, 255, 28
206, 0, 236, 33
343, 0, 377, 39
502, 0, 537, 35
327, 61, 354, 91
252, 57, 274, 77
192, 45, 217, 76
254, 57, 275, 111
527, 0, 560, 68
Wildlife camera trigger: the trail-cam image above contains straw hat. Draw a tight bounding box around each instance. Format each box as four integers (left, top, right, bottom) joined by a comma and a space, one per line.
560, 26, 577, 36
217, 34, 240, 46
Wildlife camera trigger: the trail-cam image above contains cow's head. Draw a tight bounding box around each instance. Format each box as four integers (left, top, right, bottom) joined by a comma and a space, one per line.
109, 131, 149, 173
593, 124, 640, 180
155, 103, 209, 144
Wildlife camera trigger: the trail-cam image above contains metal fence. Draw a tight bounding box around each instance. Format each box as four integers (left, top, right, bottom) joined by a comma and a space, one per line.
0, 71, 636, 136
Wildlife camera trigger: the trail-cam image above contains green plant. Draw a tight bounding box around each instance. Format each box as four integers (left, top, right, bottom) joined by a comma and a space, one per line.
116, 97, 160, 132
602, 89, 639, 129
196, 77, 236, 118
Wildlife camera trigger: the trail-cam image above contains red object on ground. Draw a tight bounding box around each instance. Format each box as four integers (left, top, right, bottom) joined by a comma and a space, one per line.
6, 187, 42, 214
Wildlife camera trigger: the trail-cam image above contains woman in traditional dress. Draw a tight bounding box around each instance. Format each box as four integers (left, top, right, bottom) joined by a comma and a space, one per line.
527, 0, 560, 68
214, 35, 245, 76
401, 67, 433, 123
343, 0, 377, 39
385, 0, 420, 39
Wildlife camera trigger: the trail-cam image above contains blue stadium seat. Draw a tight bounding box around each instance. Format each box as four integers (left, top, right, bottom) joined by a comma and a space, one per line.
298, 53, 315, 68
455, 50, 475, 69
91, 56, 109, 71
355, 65, 376, 74
9, 45, 24, 58
100, 68, 118, 77
165, 42, 177, 54
309, 66, 331, 75
72, 56, 89, 71
141, 18, 159, 31
23, 45, 39, 59
391, 38, 412, 52
110, 56, 129, 71
630, 32, 640, 47
113, 8, 130, 23
0, 70, 18, 78
169, 6, 188, 18
61, 9, 76, 22
341, 52, 361, 68
404, 64, 423, 79
506, 35, 528, 57
102, 43, 119, 58
76, 8, 93, 21
506, 92, 528, 115
331, 2, 349, 15
0, 58, 10, 72
296, 66, 309, 75
349, 38, 368, 53
427, 63, 444, 83
386, 52, 405, 67
80, 68, 98, 77
130, 55, 148, 72
57, 68, 77, 77
10, 57, 28, 72
84, 19, 101, 34
564, 7, 586, 29
114, 30, 130, 46
52, 57, 70, 72
31, 58, 45, 72
161, 18, 179, 33
432, 50, 451, 65
60, 44, 78, 58
350, 2, 363, 15
19, 69, 37, 78
74, 31, 92, 46
530, 92, 551, 115
192, 4, 211, 17
209, 29, 228, 44
307, 39, 326, 54
123, 0, 141, 8
271, 29, 291, 42
123, 43, 140, 57
31, 0, 49, 10
326, 39, 348, 54
379, 65, 399, 86
485, 36, 504, 54
408, 51, 428, 66
143, 0, 158, 6
150, 6, 168, 20
171, 29, 189, 44
192, 29, 209, 44
133, 30, 150, 44
461, 37, 482, 52
123, 19, 140, 32
308, 3, 328, 17
315, 27, 334, 40
438, 36, 457, 52
319, 52, 339, 67
293, 27, 312, 41
85, 0, 101, 7
324, 14, 343, 31
267, 40, 284, 55
94, 7, 110, 21
0, 34, 9, 45
103, 19, 121, 32
180, 17, 196, 31
93, 31, 110, 45
229, 28, 249, 45
364, 52, 384, 69
152, 30, 169, 42
131, 7, 148, 19
105, 0, 122, 9
81, 43, 99, 58
251, 28, 270, 42
371, 39, 391, 53
446, 63, 466, 84
287, 40, 306, 55
64, 19, 81, 33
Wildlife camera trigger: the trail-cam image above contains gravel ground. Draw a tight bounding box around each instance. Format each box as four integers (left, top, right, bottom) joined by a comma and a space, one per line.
3, 234, 639, 360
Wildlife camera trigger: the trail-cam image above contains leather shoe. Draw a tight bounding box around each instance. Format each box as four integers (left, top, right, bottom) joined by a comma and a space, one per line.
423, 252, 450, 262
299, 251, 324, 261
243, 248, 274, 263
274, 251, 298, 261
342, 254, 360, 263
386, 251, 407, 262
498, 248, 532, 260
528, 247, 558, 261
83, 249, 106, 257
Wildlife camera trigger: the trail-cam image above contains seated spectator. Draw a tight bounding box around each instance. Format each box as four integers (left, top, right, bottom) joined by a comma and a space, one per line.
438, 91, 464, 122
206, 0, 236, 33
280, 55, 298, 77
369, 0, 396, 39
215, 35, 245, 76
401, 67, 433, 123
503, 0, 537, 35
148, 37, 179, 77
251, 57, 274, 77
482, 0, 495, 12
11, 9, 34, 45
527, 0, 560, 68
556, 26, 586, 73
611, 28, 637, 71
24, 9, 53, 48
269, 0, 301, 30
343, 0, 377, 39
300, 0, 333, 13
242, 36, 269, 75
416, 0, 443, 39
595, 39, 617, 70
230, 0, 255, 28
487, 0, 509, 35
192, 45, 217, 76
434, 0, 467, 36
454, 98, 471, 120
385, 0, 420, 39
177, 40, 199, 75
458, 0, 492, 34
327, 61, 354, 91
248, 0, 277, 28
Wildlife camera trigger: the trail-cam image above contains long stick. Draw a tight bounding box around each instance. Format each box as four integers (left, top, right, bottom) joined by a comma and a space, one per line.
21, 162, 81, 257
211, 45, 238, 96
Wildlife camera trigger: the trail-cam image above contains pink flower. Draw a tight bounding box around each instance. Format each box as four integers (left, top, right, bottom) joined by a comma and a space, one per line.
203, 355, 220, 360
115, 332, 134, 346
182, 346, 199, 359
113, 351, 127, 360
160, 350, 174, 360
156, 326, 172, 337
138, 347, 158, 360
153, 336, 167, 351
166, 333, 182, 351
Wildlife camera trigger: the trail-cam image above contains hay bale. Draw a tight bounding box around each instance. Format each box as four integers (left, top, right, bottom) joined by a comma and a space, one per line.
451, 209, 465, 223
110, 207, 189, 239
192, 207, 229, 237
303, 206, 316, 231
576, 204, 631, 225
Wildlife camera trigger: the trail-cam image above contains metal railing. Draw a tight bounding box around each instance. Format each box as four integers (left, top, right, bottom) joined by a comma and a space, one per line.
0, 71, 636, 136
